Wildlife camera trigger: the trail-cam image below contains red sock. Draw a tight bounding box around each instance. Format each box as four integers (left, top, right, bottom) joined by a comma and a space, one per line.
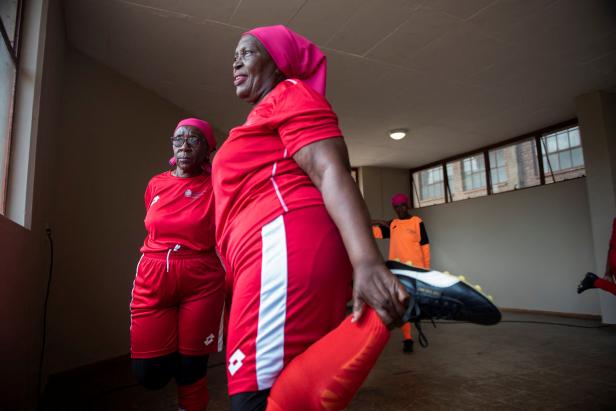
177, 377, 209, 411
401, 321, 412, 340
594, 278, 616, 296
266, 308, 390, 411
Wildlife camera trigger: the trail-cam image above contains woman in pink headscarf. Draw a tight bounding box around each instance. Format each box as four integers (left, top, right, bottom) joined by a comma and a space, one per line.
130, 118, 225, 411
212, 26, 409, 410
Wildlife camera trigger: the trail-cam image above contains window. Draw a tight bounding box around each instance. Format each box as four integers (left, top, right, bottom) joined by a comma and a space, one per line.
411, 120, 583, 207
541, 126, 585, 184
446, 156, 487, 201
412, 165, 445, 207
489, 138, 540, 194
462, 155, 486, 191
489, 149, 507, 184
0, 0, 22, 213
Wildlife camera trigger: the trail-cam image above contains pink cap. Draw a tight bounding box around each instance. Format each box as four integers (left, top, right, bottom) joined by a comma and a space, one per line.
391, 193, 409, 206
175, 118, 216, 153
245, 25, 327, 96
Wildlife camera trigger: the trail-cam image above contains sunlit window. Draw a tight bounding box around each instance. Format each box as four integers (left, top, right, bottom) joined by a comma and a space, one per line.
0, 0, 22, 213
541, 126, 585, 184
411, 122, 583, 208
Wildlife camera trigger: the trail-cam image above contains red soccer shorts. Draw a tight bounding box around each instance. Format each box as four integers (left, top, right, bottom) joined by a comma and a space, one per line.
225, 206, 353, 395
130, 249, 225, 358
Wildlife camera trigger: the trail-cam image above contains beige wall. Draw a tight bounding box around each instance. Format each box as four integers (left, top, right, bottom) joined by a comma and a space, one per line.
360, 166, 409, 220
360, 166, 410, 258
362, 164, 599, 315
44, 49, 190, 374
0, 0, 65, 409
416, 178, 599, 315
577, 91, 616, 323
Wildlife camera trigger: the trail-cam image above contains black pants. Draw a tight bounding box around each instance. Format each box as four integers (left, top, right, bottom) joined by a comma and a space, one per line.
132, 352, 209, 390
230, 390, 270, 411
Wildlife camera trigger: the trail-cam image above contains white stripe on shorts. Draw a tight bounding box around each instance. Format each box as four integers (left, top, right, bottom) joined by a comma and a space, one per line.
255, 215, 288, 390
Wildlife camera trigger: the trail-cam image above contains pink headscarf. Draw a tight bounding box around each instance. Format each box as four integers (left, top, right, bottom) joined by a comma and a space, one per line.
245, 25, 327, 96
169, 118, 215, 172
175, 118, 216, 153
391, 193, 409, 207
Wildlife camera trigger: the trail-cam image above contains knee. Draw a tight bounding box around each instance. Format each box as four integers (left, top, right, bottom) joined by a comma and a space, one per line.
132, 354, 177, 390
175, 354, 209, 386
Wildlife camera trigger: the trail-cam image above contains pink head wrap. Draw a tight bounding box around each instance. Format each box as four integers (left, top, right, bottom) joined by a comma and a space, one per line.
169, 118, 215, 172
391, 193, 409, 207
245, 25, 327, 96
175, 118, 216, 153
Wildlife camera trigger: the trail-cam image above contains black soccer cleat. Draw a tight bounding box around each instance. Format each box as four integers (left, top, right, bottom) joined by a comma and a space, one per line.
387, 260, 501, 326
402, 339, 414, 353
577, 272, 598, 294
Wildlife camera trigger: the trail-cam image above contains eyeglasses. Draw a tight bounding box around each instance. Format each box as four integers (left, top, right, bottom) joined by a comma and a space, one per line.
170, 135, 204, 147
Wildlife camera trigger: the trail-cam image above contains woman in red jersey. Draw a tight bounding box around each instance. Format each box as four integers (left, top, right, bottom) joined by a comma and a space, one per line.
130, 118, 225, 411
212, 26, 409, 411
578, 217, 616, 296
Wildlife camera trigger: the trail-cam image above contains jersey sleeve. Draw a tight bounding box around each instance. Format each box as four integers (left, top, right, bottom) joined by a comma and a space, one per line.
275, 80, 342, 156
144, 179, 154, 212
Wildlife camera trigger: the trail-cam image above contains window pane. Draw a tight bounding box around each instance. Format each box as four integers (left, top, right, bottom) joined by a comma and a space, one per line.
559, 151, 572, 170
1, 38, 16, 211
0, 0, 19, 48
542, 126, 586, 184
548, 153, 559, 171
498, 167, 506, 182
413, 166, 445, 207
546, 136, 557, 153
447, 155, 487, 201
491, 138, 540, 194
557, 132, 569, 150
569, 127, 580, 147
572, 147, 583, 167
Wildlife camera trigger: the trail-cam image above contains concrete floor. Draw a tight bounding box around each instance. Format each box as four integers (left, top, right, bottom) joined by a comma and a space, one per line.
43, 312, 616, 410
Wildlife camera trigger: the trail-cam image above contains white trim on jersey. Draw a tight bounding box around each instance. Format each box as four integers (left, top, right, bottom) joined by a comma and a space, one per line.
390, 268, 460, 288
255, 215, 288, 390
270, 157, 289, 212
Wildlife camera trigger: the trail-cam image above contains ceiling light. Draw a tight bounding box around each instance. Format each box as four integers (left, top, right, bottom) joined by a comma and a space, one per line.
389, 129, 407, 140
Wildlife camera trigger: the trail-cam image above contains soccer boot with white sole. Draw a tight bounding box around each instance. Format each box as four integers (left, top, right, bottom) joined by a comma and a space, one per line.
577, 272, 598, 294
387, 260, 501, 326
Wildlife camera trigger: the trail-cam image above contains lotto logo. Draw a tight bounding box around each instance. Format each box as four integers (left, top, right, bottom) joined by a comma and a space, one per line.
204, 334, 214, 346
228, 349, 246, 376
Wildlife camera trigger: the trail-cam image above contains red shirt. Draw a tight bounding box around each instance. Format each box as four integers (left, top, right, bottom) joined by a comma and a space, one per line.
212, 79, 342, 263
141, 171, 217, 253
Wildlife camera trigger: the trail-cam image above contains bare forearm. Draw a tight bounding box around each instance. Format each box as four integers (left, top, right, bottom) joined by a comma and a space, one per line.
293, 137, 408, 324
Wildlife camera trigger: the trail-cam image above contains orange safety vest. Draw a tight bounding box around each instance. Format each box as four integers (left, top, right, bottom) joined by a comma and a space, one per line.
374, 217, 430, 269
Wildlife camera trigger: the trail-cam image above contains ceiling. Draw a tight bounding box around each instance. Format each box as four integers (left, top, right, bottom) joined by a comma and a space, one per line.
62, 0, 616, 168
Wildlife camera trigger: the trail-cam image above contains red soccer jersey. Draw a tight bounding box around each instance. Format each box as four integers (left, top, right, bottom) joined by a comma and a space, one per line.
141, 171, 217, 253
212, 79, 342, 263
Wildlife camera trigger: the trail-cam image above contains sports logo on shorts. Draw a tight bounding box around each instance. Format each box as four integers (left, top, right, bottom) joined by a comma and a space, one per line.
204, 334, 215, 346
228, 349, 246, 376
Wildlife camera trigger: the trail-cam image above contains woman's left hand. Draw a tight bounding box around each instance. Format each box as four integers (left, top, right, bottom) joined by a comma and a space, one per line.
352, 261, 410, 328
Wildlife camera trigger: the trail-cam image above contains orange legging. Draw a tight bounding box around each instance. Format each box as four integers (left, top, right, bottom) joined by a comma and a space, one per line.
266, 308, 390, 411
595, 277, 616, 296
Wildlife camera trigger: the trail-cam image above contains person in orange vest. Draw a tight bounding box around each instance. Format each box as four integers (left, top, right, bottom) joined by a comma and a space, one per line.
372, 193, 430, 353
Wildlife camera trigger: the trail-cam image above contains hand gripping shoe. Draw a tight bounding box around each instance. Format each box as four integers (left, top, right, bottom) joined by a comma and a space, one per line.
387, 261, 501, 346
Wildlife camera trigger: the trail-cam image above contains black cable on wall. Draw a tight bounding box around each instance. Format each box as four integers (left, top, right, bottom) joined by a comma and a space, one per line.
37, 227, 54, 409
